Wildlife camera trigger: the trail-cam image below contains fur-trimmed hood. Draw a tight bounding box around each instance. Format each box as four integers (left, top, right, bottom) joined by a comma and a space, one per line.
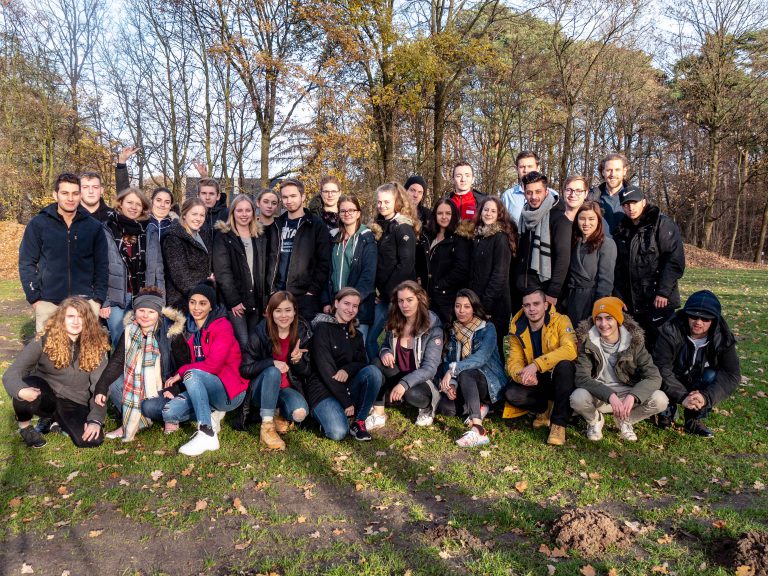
474, 221, 503, 238
214, 218, 265, 237
122, 306, 186, 338
455, 219, 475, 239
369, 213, 415, 241
576, 314, 645, 351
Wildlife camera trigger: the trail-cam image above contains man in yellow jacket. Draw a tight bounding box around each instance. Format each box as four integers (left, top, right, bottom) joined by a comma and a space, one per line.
504, 289, 578, 445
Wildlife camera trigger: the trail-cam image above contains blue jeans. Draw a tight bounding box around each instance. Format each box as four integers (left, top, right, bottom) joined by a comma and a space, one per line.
249, 367, 309, 420
365, 301, 389, 360
311, 365, 383, 441
182, 369, 245, 427
107, 295, 132, 346
108, 376, 124, 415
142, 394, 194, 424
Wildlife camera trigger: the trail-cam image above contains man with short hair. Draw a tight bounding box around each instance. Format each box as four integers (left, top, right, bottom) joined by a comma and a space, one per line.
515, 171, 572, 307
652, 290, 740, 438
197, 177, 229, 246
79, 172, 112, 222
307, 175, 341, 239
587, 152, 630, 233
501, 151, 558, 224
267, 178, 331, 320
613, 187, 685, 351
19, 173, 108, 333
504, 289, 578, 445
448, 161, 486, 221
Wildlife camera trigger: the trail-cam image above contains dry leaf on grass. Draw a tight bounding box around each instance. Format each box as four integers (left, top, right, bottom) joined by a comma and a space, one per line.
233, 497, 248, 515
166, 479, 177, 488
547, 565, 556, 576
515, 480, 528, 493
736, 566, 756, 576
309, 530, 320, 538
21, 563, 34, 574
181, 464, 194, 477
88, 529, 103, 538
712, 520, 727, 529
580, 565, 596, 576
150, 470, 164, 481
234, 539, 251, 550
194, 499, 208, 512
297, 516, 306, 524
9, 497, 21, 509
651, 563, 670, 573
657, 533, 673, 544
654, 477, 668, 487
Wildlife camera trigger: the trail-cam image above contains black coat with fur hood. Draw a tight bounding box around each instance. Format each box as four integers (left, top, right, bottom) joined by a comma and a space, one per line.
370, 214, 417, 303
425, 220, 473, 323
469, 222, 512, 327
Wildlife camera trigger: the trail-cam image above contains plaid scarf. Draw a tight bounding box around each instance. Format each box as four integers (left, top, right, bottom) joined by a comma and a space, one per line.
122, 321, 162, 440
452, 316, 485, 360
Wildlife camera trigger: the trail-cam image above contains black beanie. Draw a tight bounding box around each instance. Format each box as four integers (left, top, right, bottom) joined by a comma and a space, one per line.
188, 280, 217, 307
404, 175, 428, 191
683, 290, 721, 320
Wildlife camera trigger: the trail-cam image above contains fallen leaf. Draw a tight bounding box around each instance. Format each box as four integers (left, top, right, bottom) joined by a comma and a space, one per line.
180, 464, 194, 477
61, 571, 70, 576
651, 563, 670, 573
547, 565, 556, 576
434, 495, 444, 502
150, 470, 164, 481
624, 520, 642, 533
479, 450, 491, 458
332, 528, 345, 535
65, 471, 79, 483
654, 477, 668, 487
438, 550, 451, 559
736, 566, 755, 576
608, 569, 618, 576
234, 539, 251, 550
9, 497, 21, 509
253, 481, 270, 491
375, 451, 387, 456
515, 480, 528, 493
588, 472, 602, 480
57, 486, 68, 495
297, 516, 306, 524
21, 563, 34, 574
657, 533, 673, 544
753, 480, 765, 491
166, 479, 177, 488
538, 544, 551, 555
355, 483, 364, 491
113, 449, 128, 455
119, 479, 130, 486
550, 546, 568, 558
580, 565, 596, 576
309, 530, 320, 538
88, 529, 103, 538
194, 499, 208, 512
712, 520, 727, 529
233, 497, 247, 515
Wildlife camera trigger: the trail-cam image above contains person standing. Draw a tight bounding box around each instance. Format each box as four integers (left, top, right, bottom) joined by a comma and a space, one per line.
500, 151, 558, 225
587, 152, 631, 234
449, 161, 487, 221
79, 171, 113, 222
307, 175, 342, 239
405, 175, 430, 228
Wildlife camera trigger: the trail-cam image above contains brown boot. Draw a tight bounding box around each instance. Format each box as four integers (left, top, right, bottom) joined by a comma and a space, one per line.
273, 410, 293, 434
260, 421, 285, 450
547, 424, 566, 446
532, 400, 554, 429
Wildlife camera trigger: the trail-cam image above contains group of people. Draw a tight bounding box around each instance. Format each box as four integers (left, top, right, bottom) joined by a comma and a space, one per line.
4, 150, 740, 455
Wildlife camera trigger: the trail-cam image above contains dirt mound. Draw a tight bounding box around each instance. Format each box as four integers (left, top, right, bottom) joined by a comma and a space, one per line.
734, 531, 768, 575
0, 221, 25, 280
684, 244, 766, 270
551, 508, 632, 557
423, 524, 489, 551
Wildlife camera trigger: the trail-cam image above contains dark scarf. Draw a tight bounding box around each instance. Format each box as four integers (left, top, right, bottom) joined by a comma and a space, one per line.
108, 211, 147, 296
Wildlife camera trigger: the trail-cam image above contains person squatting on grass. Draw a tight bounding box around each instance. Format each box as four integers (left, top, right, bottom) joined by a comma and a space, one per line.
238, 291, 312, 450
436, 290, 509, 448
368, 281, 443, 431
96, 287, 188, 442
652, 290, 741, 438
504, 289, 578, 446
306, 288, 384, 441
3, 297, 111, 448
571, 296, 668, 442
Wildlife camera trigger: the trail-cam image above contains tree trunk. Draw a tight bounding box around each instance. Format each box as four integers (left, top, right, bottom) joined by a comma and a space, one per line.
432, 82, 447, 202
728, 149, 748, 259
755, 194, 768, 264
702, 132, 720, 250
260, 127, 270, 189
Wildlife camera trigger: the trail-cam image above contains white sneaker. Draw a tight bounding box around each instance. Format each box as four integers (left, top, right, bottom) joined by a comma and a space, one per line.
586, 413, 604, 441
105, 427, 123, 440
415, 407, 434, 427
178, 430, 220, 456
618, 420, 637, 442
365, 412, 387, 431
210, 410, 226, 434
463, 404, 490, 426
455, 428, 490, 448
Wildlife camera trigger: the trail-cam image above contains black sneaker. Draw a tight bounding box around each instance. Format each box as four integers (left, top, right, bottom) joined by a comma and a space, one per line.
349, 420, 371, 441
685, 420, 714, 438
654, 413, 673, 429
35, 418, 60, 435
19, 426, 46, 448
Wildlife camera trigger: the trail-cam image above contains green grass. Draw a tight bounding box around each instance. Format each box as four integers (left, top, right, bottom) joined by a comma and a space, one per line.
0, 271, 767, 575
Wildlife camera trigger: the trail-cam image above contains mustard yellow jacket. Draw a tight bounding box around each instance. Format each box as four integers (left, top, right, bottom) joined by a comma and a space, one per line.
506, 306, 578, 383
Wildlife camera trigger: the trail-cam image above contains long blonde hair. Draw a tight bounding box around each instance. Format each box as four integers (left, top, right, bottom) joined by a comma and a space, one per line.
42, 297, 110, 372
376, 182, 422, 235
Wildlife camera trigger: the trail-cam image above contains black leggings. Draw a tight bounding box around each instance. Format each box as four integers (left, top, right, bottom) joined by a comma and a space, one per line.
504, 360, 575, 427
437, 369, 490, 421
12, 376, 104, 448
373, 358, 433, 409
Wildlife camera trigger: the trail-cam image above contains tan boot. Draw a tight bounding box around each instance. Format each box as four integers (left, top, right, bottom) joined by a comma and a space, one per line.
532, 400, 554, 429
273, 410, 293, 434
547, 424, 566, 446
260, 421, 286, 450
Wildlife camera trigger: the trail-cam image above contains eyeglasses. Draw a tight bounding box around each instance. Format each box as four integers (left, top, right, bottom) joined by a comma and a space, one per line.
321, 189, 340, 194
339, 209, 359, 215
565, 188, 586, 196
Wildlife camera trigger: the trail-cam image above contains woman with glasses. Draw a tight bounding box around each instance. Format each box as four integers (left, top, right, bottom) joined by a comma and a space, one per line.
308, 175, 342, 239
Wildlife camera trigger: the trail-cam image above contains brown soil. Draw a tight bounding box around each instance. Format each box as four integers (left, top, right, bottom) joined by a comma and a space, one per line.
551, 508, 632, 557
734, 531, 768, 575
684, 243, 766, 270
422, 523, 489, 551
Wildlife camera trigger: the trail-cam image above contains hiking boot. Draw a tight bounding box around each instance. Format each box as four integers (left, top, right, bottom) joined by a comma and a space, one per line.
274, 410, 293, 434
586, 413, 604, 441
415, 407, 434, 427
547, 424, 566, 446
179, 428, 220, 456
364, 412, 387, 431
532, 401, 554, 429
684, 419, 714, 438
618, 420, 637, 442
210, 410, 226, 434
349, 420, 372, 441
455, 427, 490, 448
260, 421, 285, 451
19, 426, 46, 448
35, 418, 59, 435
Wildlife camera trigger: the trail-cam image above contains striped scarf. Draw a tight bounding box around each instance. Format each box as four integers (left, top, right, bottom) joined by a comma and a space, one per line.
452, 316, 484, 360
122, 322, 162, 440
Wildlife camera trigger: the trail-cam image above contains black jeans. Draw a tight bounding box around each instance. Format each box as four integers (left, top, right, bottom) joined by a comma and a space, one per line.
373, 358, 432, 409
634, 308, 675, 353
504, 360, 575, 427
12, 376, 103, 448
437, 369, 490, 421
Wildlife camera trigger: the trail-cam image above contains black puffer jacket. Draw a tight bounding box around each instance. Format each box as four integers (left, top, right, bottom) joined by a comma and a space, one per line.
425, 220, 473, 323
235, 317, 312, 429
200, 197, 229, 247
653, 310, 740, 407
212, 222, 268, 314
613, 205, 685, 315
469, 223, 512, 325
371, 214, 416, 303
161, 221, 212, 309
305, 314, 370, 409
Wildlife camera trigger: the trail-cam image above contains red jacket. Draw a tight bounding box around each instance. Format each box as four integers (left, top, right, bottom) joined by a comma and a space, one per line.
177, 316, 248, 400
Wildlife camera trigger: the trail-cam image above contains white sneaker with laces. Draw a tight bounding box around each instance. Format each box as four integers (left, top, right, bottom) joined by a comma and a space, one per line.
586, 413, 604, 441
210, 410, 226, 434
415, 407, 434, 427
365, 412, 387, 431
618, 420, 637, 442
455, 428, 490, 448
178, 430, 220, 456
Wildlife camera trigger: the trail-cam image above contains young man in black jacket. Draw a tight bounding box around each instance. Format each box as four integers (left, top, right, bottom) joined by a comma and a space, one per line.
652, 290, 740, 437
267, 178, 331, 321
19, 173, 109, 333
613, 187, 685, 352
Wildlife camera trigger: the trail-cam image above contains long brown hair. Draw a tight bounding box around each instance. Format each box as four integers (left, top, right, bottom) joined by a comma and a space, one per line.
572, 201, 606, 254
265, 291, 299, 357
42, 297, 110, 372
385, 281, 431, 336
336, 195, 363, 239
474, 196, 518, 258
332, 287, 362, 337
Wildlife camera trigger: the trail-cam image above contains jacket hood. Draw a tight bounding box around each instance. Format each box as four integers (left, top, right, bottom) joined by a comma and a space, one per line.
311, 313, 338, 327
475, 222, 503, 238
369, 221, 383, 241
576, 315, 645, 350
455, 220, 475, 239
623, 203, 660, 229
122, 306, 186, 338
214, 218, 265, 237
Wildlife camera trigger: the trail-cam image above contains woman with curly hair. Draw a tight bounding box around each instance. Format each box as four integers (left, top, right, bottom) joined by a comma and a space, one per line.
469, 196, 518, 357
3, 297, 111, 448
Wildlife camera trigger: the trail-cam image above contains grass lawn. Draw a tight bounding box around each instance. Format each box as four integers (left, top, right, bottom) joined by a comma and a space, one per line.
0, 269, 766, 575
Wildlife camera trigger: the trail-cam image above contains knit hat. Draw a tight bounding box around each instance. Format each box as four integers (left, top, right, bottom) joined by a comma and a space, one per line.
683, 290, 721, 320
132, 294, 164, 314
404, 175, 427, 192
592, 296, 626, 325
188, 280, 217, 307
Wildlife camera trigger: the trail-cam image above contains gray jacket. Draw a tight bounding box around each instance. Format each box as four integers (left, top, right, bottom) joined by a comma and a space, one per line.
103, 226, 165, 308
